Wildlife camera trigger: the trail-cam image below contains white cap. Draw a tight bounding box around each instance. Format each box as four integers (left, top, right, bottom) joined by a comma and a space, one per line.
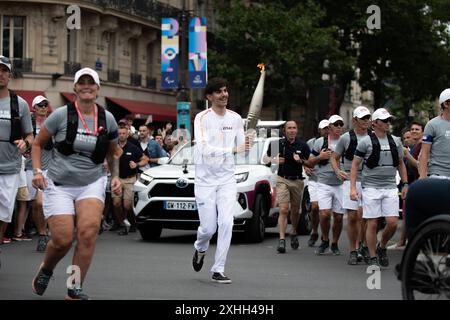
0, 55, 11, 72
353, 106, 371, 118
74, 67, 100, 87
318, 119, 330, 129
328, 114, 344, 124
32, 95, 48, 107
372, 108, 393, 121
439, 88, 450, 105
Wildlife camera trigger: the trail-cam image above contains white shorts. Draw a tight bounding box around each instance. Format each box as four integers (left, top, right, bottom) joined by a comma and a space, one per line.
362, 187, 399, 219
342, 180, 362, 211
308, 180, 319, 203
0, 173, 20, 223
42, 176, 107, 219
317, 182, 344, 214
25, 169, 48, 201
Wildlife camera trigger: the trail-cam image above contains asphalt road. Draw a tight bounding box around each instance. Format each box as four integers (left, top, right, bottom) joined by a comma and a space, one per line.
0, 223, 404, 300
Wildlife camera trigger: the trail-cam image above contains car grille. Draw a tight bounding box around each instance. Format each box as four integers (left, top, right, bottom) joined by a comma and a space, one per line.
149, 183, 195, 198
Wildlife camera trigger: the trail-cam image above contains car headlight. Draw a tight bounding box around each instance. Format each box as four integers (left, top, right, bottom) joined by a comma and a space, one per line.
138, 173, 153, 186
235, 172, 249, 183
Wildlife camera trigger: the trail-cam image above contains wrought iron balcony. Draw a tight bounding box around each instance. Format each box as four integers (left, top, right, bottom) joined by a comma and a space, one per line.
64, 61, 82, 76
84, 0, 184, 23
130, 73, 142, 87
146, 77, 157, 89
108, 69, 120, 83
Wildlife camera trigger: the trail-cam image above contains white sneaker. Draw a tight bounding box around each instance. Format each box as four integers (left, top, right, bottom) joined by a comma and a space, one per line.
387, 243, 406, 250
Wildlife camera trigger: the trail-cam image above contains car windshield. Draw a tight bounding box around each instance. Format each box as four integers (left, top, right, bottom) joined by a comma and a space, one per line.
169, 140, 265, 165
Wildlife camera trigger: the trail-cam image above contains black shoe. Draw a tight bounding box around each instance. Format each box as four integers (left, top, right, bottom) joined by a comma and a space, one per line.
290, 235, 299, 250
277, 239, 286, 253
308, 233, 319, 247
315, 240, 330, 255
118, 226, 128, 236
129, 225, 137, 233
65, 288, 90, 300
377, 244, 389, 267
109, 224, 120, 232
32, 264, 53, 296
36, 235, 49, 252
357, 244, 370, 264
330, 243, 341, 256
211, 272, 232, 284
369, 256, 380, 267
192, 250, 205, 272
348, 250, 358, 265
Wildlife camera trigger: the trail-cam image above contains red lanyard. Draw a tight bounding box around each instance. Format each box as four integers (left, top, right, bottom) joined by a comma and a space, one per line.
75, 101, 97, 135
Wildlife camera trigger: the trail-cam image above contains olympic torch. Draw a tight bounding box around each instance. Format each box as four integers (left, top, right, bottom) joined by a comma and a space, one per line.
245, 64, 265, 131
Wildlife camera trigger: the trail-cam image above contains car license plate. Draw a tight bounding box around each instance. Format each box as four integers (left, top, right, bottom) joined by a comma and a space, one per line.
164, 201, 197, 211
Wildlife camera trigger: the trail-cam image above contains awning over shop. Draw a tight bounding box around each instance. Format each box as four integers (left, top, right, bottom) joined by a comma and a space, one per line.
12, 90, 53, 112
106, 97, 176, 122
60, 92, 76, 102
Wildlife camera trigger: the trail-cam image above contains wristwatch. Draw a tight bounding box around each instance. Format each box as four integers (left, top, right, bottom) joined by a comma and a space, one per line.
33, 168, 43, 175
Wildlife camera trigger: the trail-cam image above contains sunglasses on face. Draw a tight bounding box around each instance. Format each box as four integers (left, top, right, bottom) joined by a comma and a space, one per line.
36, 102, 48, 108
332, 121, 344, 127
378, 118, 391, 123
359, 115, 371, 120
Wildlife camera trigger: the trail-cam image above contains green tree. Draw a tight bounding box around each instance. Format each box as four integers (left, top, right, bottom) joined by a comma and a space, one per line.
209, 0, 355, 133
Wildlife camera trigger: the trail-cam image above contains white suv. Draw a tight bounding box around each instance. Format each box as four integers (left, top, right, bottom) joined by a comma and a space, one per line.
133, 137, 311, 242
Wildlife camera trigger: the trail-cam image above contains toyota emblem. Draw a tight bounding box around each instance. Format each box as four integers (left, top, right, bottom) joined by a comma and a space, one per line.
176, 177, 189, 189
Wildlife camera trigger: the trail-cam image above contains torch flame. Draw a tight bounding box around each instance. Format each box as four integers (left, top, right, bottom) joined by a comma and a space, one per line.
257, 63, 265, 72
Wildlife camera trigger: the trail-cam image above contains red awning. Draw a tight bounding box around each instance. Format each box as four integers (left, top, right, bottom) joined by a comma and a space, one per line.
106, 97, 176, 122
60, 92, 76, 102
12, 90, 53, 112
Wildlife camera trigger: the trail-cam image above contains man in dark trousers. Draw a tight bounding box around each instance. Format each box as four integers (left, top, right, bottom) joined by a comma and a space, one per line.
112, 126, 148, 235
264, 120, 316, 253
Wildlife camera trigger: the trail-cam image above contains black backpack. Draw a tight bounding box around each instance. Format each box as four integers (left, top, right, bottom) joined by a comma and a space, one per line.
31, 114, 54, 151
365, 132, 399, 169
55, 102, 109, 164
9, 90, 23, 143
318, 136, 329, 166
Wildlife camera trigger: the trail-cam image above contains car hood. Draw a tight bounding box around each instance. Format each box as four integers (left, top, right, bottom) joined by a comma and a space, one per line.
141, 164, 257, 179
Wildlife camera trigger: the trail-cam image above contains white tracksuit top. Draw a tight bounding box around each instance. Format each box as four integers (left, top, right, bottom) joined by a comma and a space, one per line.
194, 108, 245, 186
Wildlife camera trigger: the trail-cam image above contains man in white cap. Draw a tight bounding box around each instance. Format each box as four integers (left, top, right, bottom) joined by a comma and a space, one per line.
350, 108, 408, 267
0, 55, 34, 267
419, 88, 450, 179
305, 119, 329, 247
311, 114, 345, 255
331, 106, 371, 265
24, 95, 52, 251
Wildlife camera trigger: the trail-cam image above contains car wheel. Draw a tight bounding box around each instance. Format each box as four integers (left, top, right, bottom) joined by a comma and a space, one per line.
138, 222, 163, 241
298, 187, 312, 235
245, 193, 266, 243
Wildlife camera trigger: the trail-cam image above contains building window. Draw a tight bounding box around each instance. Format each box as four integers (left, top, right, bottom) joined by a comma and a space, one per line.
1, 16, 25, 59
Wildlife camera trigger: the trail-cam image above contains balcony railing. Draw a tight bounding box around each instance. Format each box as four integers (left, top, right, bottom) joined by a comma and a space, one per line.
146, 77, 157, 89
64, 61, 81, 76
130, 73, 142, 87
108, 69, 120, 83
11, 58, 33, 77
83, 0, 184, 23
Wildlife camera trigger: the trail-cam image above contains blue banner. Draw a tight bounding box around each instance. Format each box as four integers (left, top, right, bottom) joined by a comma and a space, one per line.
161, 18, 179, 89
177, 102, 191, 134
188, 17, 207, 88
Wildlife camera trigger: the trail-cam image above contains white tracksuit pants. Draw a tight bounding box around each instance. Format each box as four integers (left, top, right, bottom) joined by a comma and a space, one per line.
194, 182, 236, 273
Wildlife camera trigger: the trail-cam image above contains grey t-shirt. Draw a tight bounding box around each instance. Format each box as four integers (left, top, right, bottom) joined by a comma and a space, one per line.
334, 131, 367, 181
24, 122, 53, 171
307, 137, 318, 182
44, 105, 118, 186
355, 134, 403, 189
313, 136, 342, 186
422, 116, 450, 177
0, 95, 33, 174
